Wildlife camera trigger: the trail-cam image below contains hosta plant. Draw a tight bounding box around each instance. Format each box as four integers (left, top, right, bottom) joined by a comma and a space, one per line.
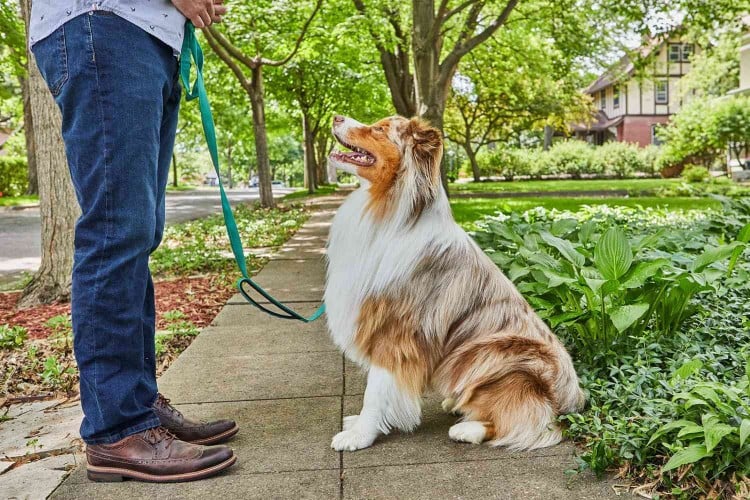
472, 212, 748, 361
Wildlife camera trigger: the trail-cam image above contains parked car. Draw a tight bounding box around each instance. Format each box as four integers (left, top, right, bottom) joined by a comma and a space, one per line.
271, 180, 286, 188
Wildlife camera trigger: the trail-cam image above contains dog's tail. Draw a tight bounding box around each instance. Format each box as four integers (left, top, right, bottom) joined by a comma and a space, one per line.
436, 334, 582, 451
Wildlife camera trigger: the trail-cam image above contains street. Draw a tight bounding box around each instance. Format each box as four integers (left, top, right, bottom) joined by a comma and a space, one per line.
0, 187, 294, 285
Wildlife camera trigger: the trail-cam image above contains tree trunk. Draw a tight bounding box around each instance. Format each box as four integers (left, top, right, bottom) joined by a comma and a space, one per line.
249, 66, 274, 208
464, 143, 481, 182
18, 1, 38, 196
172, 152, 178, 187
543, 125, 553, 151
412, 1, 452, 191
315, 133, 333, 184
302, 113, 317, 194
19, 30, 79, 308
21, 76, 38, 195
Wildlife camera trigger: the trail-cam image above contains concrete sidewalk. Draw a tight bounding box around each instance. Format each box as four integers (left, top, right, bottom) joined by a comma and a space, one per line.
49, 196, 622, 500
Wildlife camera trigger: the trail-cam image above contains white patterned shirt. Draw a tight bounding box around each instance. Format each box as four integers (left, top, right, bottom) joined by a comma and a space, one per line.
30, 0, 186, 55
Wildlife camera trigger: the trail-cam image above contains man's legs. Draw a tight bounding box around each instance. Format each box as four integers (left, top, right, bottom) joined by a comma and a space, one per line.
140, 61, 181, 397
33, 12, 177, 444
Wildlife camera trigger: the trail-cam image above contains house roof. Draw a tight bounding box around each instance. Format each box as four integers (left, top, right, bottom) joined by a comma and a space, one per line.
584, 36, 666, 95
570, 110, 623, 132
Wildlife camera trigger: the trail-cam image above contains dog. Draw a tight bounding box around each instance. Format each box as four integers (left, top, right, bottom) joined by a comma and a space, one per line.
324, 115, 585, 452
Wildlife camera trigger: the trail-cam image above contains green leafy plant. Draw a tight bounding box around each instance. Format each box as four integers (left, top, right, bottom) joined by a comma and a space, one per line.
41, 356, 76, 393
472, 212, 746, 361
0, 324, 27, 349
648, 359, 750, 488
45, 315, 73, 352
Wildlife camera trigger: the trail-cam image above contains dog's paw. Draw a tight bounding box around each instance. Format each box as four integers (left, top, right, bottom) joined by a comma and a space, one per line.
342, 415, 359, 431
441, 398, 457, 414
331, 429, 375, 451
449, 421, 487, 445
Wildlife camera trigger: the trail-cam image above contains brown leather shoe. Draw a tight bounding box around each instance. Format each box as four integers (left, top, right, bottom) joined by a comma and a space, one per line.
153, 393, 239, 445
86, 426, 235, 482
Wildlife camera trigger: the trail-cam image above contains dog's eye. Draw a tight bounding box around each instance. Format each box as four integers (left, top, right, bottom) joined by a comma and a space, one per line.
372, 126, 384, 133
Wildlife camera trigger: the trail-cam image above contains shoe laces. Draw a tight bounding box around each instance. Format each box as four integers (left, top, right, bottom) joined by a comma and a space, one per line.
155, 393, 183, 419
144, 426, 175, 445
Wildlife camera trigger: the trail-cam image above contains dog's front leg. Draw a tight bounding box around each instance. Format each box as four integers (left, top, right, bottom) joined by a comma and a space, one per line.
331, 366, 421, 451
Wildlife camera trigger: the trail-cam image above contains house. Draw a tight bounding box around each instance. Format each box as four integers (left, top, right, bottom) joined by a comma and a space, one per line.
729, 17, 750, 97
572, 35, 700, 147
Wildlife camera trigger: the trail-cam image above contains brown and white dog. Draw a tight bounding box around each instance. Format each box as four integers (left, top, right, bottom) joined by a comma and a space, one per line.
325, 115, 585, 452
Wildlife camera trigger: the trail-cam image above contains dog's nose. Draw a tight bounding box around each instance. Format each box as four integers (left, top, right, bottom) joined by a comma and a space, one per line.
333, 115, 345, 125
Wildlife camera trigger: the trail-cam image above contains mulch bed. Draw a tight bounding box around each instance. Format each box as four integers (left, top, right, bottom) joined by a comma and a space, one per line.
0, 275, 235, 339
1, 275, 237, 399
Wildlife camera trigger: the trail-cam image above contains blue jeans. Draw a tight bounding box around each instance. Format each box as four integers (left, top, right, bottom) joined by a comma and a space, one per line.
32, 12, 181, 444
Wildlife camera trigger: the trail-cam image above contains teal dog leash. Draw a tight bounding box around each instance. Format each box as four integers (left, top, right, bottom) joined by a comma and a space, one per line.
179, 22, 326, 322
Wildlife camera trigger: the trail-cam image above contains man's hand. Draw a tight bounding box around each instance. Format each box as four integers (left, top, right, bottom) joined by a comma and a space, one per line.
171, 0, 227, 28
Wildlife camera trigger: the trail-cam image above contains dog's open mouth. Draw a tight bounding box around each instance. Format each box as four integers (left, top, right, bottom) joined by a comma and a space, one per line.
330, 133, 376, 167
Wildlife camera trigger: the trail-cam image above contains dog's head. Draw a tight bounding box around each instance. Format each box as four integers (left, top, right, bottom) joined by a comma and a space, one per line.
329, 115, 443, 221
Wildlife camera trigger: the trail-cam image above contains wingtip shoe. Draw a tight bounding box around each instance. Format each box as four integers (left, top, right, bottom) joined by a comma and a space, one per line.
153, 393, 240, 445
86, 426, 236, 483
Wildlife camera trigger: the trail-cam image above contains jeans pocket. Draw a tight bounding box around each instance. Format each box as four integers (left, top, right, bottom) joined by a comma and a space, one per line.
31, 25, 69, 97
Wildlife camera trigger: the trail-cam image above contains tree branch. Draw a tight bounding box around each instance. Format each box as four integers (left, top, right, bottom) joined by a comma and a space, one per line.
262, 0, 323, 66
202, 28, 252, 92
205, 26, 259, 69
439, 0, 519, 86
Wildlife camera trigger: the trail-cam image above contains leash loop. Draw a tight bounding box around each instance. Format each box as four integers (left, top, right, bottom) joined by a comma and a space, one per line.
179, 22, 325, 323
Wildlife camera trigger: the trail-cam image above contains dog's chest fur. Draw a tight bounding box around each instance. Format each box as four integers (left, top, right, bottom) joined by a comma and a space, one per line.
324, 187, 460, 364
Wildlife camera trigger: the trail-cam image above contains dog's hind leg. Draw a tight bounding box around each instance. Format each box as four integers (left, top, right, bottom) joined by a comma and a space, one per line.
331, 366, 421, 451
449, 421, 493, 444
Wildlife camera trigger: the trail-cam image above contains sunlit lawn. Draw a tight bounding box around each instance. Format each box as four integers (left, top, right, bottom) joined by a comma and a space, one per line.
450, 196, 721, 227
0, 195, 39, 207
448, 177, 680, 195
283, 185, 337, 201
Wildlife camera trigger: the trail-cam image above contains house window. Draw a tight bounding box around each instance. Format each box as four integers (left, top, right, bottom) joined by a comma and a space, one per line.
613, 86, 620, 109
668, 43, 694, 62
655, 80, 669, 104
682, 44, 694, 61
669, 44, 681, 62
600, 91, 606, 109
651, 124, 664, 146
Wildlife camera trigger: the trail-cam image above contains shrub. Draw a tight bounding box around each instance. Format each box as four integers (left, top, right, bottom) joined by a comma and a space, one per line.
681, 164, 711, 183
594, 142, 647, 178
546, 141, 601, 178
659, 95, 750, 169
472, 212, 746, 362
639, 145, 663, 176
470, 199, 750, 496
474, 148, 538, 180
0, 156, 28, 197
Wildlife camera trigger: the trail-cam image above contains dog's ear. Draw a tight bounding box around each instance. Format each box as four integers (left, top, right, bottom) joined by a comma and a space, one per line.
407, 118, 443, 178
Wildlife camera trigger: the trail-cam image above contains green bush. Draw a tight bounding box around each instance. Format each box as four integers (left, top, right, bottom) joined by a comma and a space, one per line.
470, 198, 750, 496
472, 211, 746, 362
470, 142, 659, 180
594, 142, 647, 178
681, 164, 711, 183
0, 156, 28, 197
474, 149, 532, 179
546, 141, 601, 178
659, 95, 750, 169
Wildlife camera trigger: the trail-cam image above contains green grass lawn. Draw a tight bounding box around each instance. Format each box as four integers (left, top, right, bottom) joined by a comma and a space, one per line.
166, 184, 198, 192
0, 195, 39, 207
450, 196, 721, 227
449, 178, 680, 195
282, 185, 337, 201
